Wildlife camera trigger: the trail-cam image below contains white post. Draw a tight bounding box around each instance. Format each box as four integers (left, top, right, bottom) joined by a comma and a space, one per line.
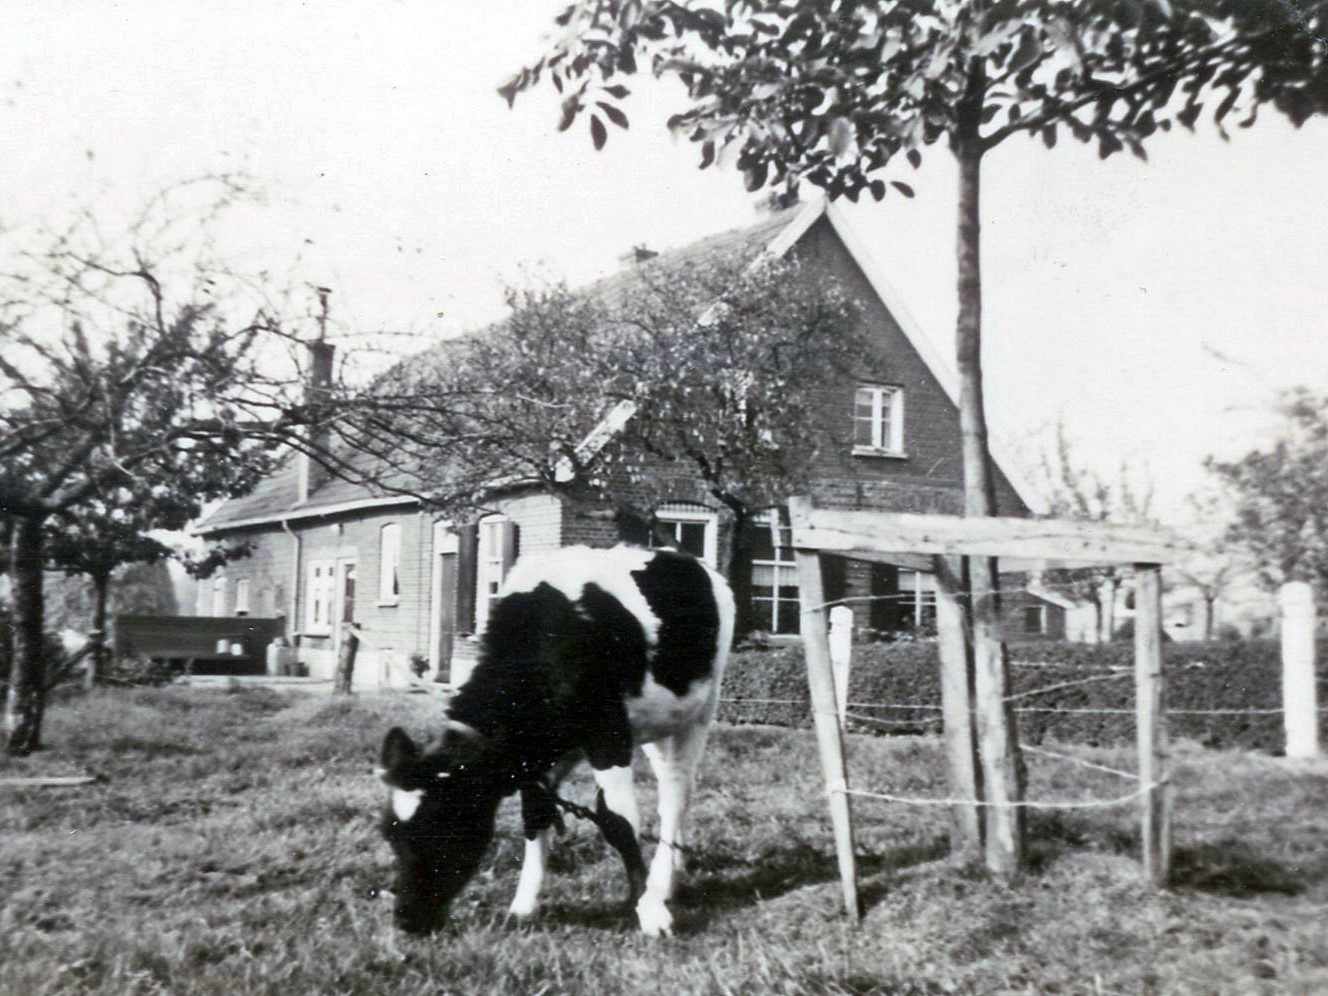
1280, 581, 1319, 759
829, 605, 854, 728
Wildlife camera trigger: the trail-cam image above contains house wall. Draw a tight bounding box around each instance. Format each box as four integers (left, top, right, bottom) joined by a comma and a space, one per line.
795, 216, 1028, 517
1001, 591, 1068, 641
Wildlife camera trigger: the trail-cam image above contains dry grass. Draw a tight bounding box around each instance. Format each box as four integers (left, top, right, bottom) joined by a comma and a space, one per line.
1, 686, 1327, 995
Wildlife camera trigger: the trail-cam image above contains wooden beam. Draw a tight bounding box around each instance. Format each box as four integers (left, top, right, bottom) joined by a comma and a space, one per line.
793, 537, 862, 920
1134, 565, 1172, 887
788, 503, 1188, 567
933, 556, 982, 860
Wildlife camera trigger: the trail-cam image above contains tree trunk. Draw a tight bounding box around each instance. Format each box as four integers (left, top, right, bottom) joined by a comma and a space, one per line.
727, 512, 756, 643
334, 621, 359, 695
954, 110, 1025, 872
85, 568, 111, 690
6, 515, 48, 756
1102, 576, 1119, 641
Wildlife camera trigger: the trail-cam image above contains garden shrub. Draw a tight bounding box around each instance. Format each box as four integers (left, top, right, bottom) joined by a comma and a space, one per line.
718, 639, 1328, 753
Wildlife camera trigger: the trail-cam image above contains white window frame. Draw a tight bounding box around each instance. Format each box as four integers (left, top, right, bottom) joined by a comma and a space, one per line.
475, 514, 510, 629
211, 576, 227, 617
1023, 603, 1048, 636
378, 522, 402, 605
852, 384, 906, 457
305, 559, 337, 636
751, 511, 799, 635
898, 569, 937, 628
651, 502, 719, 567
234, 579, 251, 616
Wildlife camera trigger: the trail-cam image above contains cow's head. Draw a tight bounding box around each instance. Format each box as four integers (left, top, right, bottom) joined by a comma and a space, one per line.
377, 723, 500, 934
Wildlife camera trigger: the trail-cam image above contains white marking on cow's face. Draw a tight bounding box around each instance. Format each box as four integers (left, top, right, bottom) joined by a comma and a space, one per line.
391, 788, 424, 822
498, 545, 662, 645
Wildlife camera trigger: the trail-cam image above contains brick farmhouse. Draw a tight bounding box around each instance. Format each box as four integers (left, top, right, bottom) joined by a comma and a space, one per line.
191, 198, 1063, 687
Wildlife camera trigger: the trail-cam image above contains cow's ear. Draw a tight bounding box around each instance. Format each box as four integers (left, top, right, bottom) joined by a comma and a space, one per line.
380, 727, 419, 775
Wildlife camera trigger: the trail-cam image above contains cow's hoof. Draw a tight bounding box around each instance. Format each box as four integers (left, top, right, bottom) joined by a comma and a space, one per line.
636, 895, 673, 937
505, 902, 538, 924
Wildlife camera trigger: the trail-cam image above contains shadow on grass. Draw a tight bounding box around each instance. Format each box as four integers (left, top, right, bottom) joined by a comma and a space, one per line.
1024, 813, 1320, 897
526, 838, 950, 935
1170, 841, 1314, 898
683, 836, 949, 928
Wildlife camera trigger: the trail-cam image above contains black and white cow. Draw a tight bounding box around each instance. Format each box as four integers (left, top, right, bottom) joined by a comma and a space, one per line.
377, 545, 734, 936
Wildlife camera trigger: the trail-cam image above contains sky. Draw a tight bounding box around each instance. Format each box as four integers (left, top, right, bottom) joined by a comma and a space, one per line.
4, 0, 1328, 525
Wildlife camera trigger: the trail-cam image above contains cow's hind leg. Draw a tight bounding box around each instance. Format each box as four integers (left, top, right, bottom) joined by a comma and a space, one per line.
637, 713, 717, 936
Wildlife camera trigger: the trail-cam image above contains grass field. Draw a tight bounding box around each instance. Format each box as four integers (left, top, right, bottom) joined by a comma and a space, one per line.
2, 686, 1327, 995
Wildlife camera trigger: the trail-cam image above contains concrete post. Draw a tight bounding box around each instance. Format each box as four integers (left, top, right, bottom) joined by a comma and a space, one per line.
1280, 582, 1319, 759
828, 604, 854, 728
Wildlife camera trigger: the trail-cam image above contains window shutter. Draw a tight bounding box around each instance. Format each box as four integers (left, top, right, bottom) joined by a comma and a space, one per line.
821, 554, 848, 606
501, 520, 520, 578
456, 523, 479, 636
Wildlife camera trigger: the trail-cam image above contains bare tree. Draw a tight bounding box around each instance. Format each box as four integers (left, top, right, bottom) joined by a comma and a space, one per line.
1037, 423, 1155, 641
355, 248, 863, 637
1209, 388, 1328, 609
0, 179, 321, 754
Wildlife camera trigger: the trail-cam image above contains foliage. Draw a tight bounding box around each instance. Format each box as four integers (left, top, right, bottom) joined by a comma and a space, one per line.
2, 688, 1328, 994
1209, 388, 1328, 595
720, 638, 1328, 752
360, 248, 861, 521
358, 247, 861, 635
506, 1, 1328, 196
44, 562, 178, 635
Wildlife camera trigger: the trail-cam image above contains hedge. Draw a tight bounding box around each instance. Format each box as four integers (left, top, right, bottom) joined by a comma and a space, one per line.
716, 639, 1328, 754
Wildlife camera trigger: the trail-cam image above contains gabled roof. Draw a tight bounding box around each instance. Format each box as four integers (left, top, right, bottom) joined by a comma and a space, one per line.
196, 198, 1044, 535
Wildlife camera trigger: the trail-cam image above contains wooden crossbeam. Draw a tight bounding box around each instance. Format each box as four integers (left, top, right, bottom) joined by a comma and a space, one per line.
788, 502, 1188, 567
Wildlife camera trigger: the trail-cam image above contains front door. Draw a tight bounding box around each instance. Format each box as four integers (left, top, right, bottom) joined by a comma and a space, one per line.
430, 522, 460, 682
436, 552, 457, 682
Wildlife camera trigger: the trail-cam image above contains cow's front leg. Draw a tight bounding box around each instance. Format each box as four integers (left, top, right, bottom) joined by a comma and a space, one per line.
509, 758, 577, 921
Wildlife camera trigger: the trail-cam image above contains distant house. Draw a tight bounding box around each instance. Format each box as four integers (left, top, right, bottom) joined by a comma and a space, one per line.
191, 199, 1045, 687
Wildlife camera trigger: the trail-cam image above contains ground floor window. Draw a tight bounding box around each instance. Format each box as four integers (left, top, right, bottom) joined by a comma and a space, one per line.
650, 503, 718, 566
1023, 604, 1047, 636
898, 570, 937, 632
751, 511, 799, 635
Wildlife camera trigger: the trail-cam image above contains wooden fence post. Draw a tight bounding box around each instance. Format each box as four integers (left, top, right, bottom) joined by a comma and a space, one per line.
829, 605, 854, 729
1280, 581, 1319, 759
791, 498, 861, 919
334, 622, 359, 695
933, 556, 983, 860
1133, 565, 1172, 886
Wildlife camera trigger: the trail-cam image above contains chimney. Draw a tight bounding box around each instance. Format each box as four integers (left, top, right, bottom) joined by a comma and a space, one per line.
617, 244, 659, 266
296, 288, 335, 504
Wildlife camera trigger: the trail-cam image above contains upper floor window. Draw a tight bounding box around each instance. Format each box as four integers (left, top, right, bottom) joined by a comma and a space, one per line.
379, 522, 402, 604
650, 502, 718, 566
235, 579, 251, 617
211, 576, 227, 617
853, 385, 905, 457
